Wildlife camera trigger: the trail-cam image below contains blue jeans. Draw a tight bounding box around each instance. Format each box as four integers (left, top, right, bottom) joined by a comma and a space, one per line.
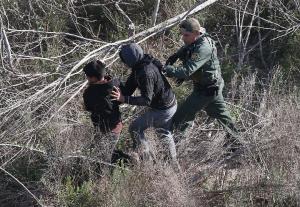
129, 103, 178, 162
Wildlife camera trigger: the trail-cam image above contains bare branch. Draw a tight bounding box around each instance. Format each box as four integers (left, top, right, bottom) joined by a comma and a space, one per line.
0, 16, 14, 72
115, 0, 135, 37
0, 167, 44, 206
151, 0, 161, 27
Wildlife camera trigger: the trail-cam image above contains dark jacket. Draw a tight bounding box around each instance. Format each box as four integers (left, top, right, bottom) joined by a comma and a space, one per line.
119, 44, 176, 110
83, 76, 121, 132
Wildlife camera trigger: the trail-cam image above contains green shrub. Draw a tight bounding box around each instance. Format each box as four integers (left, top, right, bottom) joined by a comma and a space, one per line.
59, 176, 96, 207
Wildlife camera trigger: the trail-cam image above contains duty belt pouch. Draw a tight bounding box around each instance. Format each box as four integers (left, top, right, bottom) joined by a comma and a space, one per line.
205, 85, 219, 96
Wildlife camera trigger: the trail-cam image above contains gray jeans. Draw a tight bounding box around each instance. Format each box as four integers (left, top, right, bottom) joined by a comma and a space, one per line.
129, 103, 178, 162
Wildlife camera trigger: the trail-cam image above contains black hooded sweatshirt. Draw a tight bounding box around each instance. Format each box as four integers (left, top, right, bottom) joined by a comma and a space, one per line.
83, 76, 121, 132
119, 44, 176, 110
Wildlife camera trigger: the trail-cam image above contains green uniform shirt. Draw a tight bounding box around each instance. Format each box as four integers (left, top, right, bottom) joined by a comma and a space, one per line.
166, 34, 222, 89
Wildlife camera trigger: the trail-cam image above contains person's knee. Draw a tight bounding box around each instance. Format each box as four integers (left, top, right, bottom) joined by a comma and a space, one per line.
173, 105, 198, 129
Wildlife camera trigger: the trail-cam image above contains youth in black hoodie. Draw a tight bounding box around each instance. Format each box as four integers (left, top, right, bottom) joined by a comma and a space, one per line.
119, 43, 176, 109
83, 76, 122, 133
111, 43, 179, 167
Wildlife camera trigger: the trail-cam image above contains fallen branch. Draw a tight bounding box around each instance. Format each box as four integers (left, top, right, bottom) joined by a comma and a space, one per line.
53, 0, 220, 119
0, 167, 44, 206
1, 24, 14, 70
115, 0, 135, 37
151, 0, 161, 27
0, 143, 46, 154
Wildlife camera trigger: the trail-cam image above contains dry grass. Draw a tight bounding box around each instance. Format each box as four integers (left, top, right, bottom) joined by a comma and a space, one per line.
1, 0, 300, 206
1, 71, 299, 207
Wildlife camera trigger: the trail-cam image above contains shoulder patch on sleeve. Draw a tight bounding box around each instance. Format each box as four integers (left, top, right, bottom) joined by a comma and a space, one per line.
191, 52, 201, 61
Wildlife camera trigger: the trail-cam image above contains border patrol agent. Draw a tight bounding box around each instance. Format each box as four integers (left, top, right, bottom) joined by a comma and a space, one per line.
164, 18, 241, 153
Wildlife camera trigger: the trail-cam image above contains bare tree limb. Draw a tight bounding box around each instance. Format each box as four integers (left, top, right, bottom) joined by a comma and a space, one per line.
0, 167, 44, 206
0, 143, 46, 154
6, 29, 107, 44
59, 0, 220, 89
0, 0, 220, 144
151, 0, 161, 27
115, 0, 135, 37
1, 19, 14, 71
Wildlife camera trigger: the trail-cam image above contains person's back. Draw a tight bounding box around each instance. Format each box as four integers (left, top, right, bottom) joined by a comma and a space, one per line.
83, 76, 121, 133
121, 52, 175, 109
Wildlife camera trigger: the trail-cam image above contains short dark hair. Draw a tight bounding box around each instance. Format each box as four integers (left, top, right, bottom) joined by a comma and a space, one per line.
83, 60, 106, 80
179, 18, 201, 33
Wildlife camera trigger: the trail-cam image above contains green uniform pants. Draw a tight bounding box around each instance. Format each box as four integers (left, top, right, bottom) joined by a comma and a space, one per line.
173, 81, 238, 138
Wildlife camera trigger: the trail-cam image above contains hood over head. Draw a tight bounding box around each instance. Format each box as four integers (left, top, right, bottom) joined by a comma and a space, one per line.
119, 43, 144, 68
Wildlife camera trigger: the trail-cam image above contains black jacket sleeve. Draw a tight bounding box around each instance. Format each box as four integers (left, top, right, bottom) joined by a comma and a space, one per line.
152, 58, 164, 71
120, 73, 137, 96
83, 89, 92, 112
125, 73, 155, 106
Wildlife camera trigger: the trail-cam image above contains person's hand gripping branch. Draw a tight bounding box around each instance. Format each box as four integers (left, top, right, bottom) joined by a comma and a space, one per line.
111, 86, 125, 103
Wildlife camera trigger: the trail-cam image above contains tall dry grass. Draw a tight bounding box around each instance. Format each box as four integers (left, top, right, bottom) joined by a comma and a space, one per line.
1, 70, 299, 207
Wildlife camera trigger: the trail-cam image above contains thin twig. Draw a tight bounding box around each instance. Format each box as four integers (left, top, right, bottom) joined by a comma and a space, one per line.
0, 167, 44, 206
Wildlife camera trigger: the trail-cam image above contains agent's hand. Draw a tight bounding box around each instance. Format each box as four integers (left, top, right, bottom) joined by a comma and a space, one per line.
165, 55, 177, 66
175, 78, 185, 86
164, 65, 175, 78
111, 86, 125, 103
205, 85, 219, 96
